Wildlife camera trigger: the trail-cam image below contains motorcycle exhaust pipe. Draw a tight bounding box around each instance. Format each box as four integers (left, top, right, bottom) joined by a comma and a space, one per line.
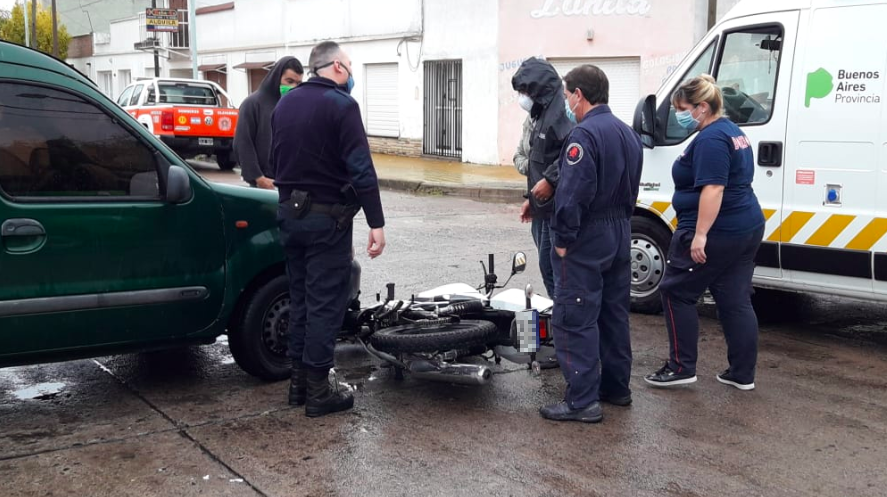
407, 359, 492, 386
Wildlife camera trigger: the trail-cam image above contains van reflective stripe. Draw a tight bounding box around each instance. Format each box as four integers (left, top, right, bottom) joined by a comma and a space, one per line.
805, 214, 855, 247
845, 218, 887, 251
638, 204, 887, 252
650, 202, 671, 216
767, 211, 815, 243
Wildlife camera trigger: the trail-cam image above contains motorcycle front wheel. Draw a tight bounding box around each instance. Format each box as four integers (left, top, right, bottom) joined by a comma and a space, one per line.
369, 320, 498, 354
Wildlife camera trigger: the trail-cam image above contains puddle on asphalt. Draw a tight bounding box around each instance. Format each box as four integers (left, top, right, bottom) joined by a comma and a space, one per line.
333, 365, 380, 392
12, 382, 67, 400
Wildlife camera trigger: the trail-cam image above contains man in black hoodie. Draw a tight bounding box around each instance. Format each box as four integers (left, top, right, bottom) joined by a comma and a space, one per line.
512, 58, 574, 299
234, 56, 304, 189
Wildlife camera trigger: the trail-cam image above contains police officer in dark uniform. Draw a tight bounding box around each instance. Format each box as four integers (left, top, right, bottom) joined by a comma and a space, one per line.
541, 65, 643, 423
272, 41, 386, 418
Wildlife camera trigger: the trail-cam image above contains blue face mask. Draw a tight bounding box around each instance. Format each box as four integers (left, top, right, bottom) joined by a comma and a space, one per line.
565, 99, 577, 124
675, 108, 699, 130
345, 75, 355, 94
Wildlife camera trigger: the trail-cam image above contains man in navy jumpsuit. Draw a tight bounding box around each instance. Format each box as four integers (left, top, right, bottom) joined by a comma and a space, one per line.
272, 41, 386, 418
542, 65, 643, 423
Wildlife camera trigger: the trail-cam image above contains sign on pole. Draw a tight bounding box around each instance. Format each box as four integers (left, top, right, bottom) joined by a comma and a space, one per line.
145, 8, 179, 32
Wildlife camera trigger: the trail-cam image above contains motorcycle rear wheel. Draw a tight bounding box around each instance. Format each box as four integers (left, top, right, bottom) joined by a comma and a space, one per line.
369, 320, 498, 354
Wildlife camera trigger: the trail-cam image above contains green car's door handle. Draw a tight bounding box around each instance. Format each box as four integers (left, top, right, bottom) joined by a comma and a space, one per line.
2, 218, 46, 238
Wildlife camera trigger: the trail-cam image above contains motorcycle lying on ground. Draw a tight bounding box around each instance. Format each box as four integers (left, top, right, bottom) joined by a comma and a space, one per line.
237, 252, 558, 384
338, 252, 557, 385
325, 252, 556, 385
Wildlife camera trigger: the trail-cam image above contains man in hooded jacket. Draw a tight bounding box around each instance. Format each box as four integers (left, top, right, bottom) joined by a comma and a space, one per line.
234, 56, 304, 189
512, 58, 574, 299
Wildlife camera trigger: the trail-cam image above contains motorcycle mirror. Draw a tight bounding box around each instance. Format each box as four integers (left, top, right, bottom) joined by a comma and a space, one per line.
512, 252, 528, 275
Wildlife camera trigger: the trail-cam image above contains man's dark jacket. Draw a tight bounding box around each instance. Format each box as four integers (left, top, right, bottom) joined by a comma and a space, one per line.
512, 58, 574, 218
271, 77, 384, 229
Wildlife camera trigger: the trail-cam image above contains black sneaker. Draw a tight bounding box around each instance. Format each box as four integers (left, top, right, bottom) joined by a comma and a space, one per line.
599, 392, 632, 406
539, 401, 603, 423
644, 363, 697, 387
716, 370, 755, 391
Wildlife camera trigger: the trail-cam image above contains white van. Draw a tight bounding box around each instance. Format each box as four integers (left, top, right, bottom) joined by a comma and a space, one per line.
630, 0, 887, 313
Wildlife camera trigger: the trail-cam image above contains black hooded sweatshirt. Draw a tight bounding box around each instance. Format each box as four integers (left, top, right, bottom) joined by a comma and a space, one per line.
234, 56, 297, 183
511, 58, 574, 218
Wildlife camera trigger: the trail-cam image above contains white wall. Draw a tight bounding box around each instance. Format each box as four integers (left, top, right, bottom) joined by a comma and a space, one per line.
284, 0, 422, 44
197, 0, 286, 53
422, 0, 499, 164
717, 0, 743, 20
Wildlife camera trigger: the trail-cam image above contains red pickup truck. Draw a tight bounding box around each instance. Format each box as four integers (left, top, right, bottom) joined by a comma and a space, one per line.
117, 78, 240, 170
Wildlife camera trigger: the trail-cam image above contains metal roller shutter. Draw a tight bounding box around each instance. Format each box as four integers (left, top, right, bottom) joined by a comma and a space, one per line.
365, 63, 400, 138
550, 58, 641, 124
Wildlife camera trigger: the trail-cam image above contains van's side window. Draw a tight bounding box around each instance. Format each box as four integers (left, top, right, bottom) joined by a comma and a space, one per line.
714, 27, 782, 125
664, 41, 717, 142
0, 82, 160, 200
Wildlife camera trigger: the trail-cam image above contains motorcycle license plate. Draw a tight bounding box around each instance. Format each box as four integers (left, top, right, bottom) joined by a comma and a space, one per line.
514, 309, 540, 354
199, 137, 214, 146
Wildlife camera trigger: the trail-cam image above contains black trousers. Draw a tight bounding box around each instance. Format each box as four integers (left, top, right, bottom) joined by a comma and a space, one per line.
278, 210, 353, 370
660, 226, 764, 384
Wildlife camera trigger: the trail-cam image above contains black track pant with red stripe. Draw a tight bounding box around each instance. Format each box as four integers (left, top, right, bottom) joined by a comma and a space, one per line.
660, 226, 764, 385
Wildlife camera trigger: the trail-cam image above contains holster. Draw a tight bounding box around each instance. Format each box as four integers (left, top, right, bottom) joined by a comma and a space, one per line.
330, 203, 360, 231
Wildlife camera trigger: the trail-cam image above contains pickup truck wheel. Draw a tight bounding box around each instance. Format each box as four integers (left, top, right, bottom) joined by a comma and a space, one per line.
229, 275, 290, 381
215, 151, 237, 171
630, 216, 672, 315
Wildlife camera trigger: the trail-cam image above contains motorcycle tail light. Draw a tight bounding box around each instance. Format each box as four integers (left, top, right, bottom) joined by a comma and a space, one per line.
539, 317, 548, 339
161, 111, 174, 131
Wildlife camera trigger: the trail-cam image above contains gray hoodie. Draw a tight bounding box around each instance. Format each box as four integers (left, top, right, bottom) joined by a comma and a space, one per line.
233, 56, 300, 183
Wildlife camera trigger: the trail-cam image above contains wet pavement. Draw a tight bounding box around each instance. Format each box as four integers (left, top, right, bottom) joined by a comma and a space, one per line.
3, 186, 887, 496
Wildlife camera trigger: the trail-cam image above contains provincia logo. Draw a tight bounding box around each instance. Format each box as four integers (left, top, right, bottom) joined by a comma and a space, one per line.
806, 68, 881, 107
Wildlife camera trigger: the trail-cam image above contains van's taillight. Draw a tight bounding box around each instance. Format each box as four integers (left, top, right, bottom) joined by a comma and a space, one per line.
161, 111, 174, 131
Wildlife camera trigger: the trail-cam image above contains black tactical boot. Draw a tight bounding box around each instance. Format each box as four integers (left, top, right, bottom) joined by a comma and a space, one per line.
305, 368, 354, 418
288, 363, 307, 406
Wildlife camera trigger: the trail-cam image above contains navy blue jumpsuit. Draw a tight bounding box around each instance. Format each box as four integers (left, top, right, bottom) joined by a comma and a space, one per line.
550, 105, 643, 409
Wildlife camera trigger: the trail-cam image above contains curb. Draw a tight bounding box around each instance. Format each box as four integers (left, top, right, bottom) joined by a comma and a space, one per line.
378, 178, 525, 202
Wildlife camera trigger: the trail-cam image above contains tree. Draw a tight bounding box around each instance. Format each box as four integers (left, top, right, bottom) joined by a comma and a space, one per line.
0, 10, 10, 36
0, 2, 71, 60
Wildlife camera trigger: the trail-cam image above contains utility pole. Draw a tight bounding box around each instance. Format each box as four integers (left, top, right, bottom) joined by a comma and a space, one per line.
189, 0, 197, 79
51, 0, 58, 57
707, 0, 717, 29
30, 0, 36, 49
22, 0, 30, 48
151, 0, 159, 77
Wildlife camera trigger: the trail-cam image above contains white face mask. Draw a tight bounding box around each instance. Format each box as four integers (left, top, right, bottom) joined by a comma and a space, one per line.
518, 94, 534, 113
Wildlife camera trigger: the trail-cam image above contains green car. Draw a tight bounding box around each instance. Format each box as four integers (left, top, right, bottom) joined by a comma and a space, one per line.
0, 41, 291, 380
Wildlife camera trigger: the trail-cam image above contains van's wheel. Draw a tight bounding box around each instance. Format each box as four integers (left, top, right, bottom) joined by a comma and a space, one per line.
369, 320, 498, 354
630, 216, 672, 315
215, 151, 237, 171
229, 275, 291, 381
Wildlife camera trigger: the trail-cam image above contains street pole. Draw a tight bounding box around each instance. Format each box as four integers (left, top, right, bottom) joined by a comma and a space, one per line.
51, 0, 58, 57
151, 0, 159, 77
22, 0, 30, 48
30, 0, 36, 49
189, 0, 197, 79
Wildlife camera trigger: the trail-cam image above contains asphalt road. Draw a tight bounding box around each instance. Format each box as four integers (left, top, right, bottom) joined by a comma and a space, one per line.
2, 174, 887, 497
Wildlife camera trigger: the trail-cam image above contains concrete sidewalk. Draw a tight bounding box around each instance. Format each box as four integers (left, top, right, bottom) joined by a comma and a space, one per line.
372, 154, 526, 202
194, 154, 527, 202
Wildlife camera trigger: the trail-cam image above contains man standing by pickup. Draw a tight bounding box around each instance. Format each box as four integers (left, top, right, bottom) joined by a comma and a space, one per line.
234, 56, 304, 189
